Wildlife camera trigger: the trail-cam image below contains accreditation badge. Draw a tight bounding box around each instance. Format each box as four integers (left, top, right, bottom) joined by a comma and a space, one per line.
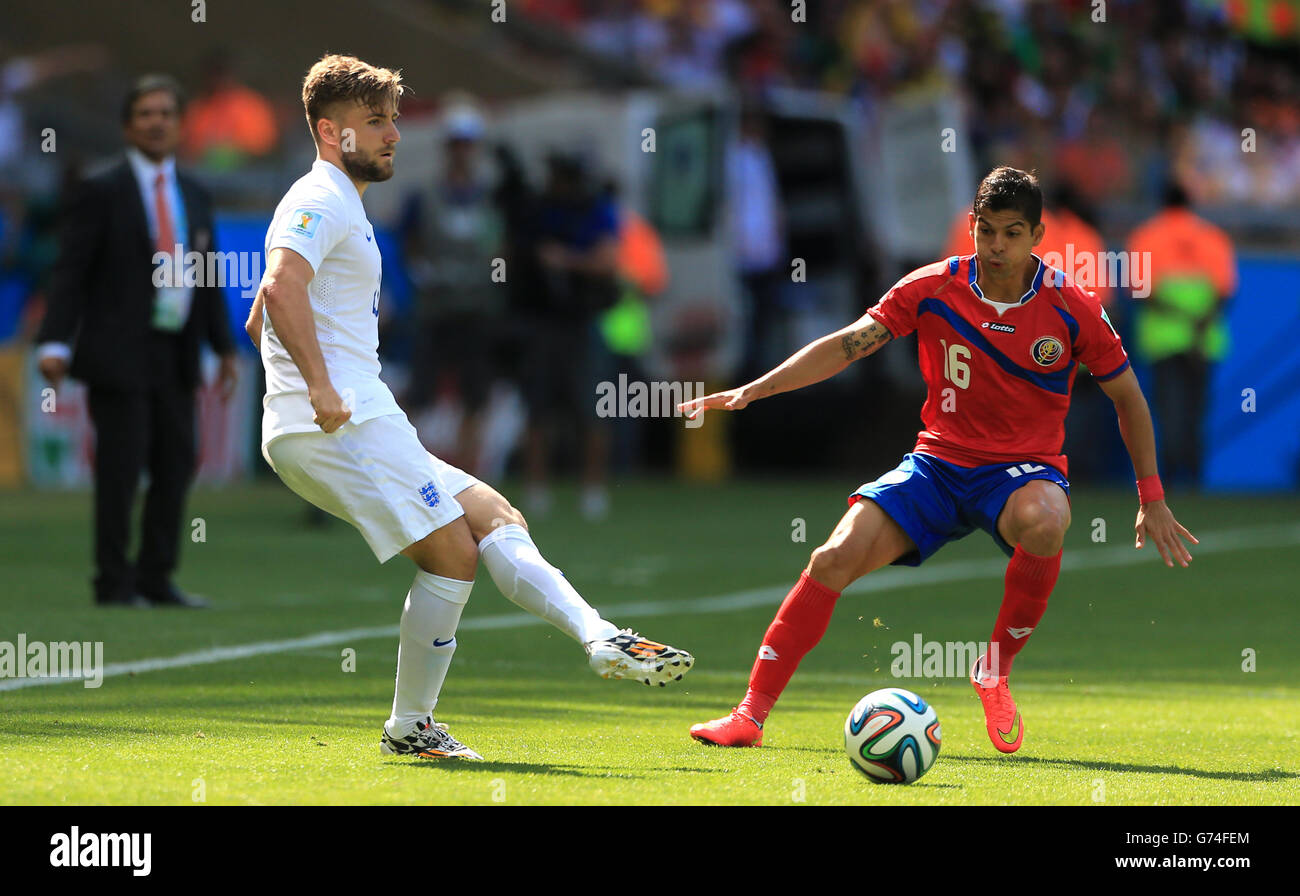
152, 286, 193, 332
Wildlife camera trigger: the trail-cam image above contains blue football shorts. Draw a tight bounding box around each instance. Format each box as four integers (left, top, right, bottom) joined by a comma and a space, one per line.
850, 451, 1070, 567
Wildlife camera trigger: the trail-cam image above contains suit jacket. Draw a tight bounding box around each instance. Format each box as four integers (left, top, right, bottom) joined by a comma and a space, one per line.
37, 157, 234, 391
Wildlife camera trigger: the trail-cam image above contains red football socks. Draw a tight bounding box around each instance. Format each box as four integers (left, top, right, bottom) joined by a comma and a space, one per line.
738, 571, 841, 724
986, 545, 1061, 678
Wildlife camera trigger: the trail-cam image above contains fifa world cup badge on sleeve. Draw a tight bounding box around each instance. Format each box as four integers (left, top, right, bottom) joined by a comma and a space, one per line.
287, 210, 322, 238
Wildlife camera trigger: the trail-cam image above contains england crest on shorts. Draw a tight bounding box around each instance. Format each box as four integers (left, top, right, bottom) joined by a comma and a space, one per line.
419, 481, 440, 508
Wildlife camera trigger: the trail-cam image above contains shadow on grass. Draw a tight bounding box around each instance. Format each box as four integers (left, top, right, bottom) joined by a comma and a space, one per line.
385, 759, 715, 779
945, 753, 1298, 782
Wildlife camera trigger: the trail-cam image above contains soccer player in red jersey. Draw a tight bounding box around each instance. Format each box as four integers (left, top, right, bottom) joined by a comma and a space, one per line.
680, 167, 1198, 753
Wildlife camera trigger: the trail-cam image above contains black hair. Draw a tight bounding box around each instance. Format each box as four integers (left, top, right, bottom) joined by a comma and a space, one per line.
973, 166, 1042, 228
1162, 179, 1190, 208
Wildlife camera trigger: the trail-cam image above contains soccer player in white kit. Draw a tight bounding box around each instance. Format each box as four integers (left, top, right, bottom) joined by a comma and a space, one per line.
244, 55, 692, 760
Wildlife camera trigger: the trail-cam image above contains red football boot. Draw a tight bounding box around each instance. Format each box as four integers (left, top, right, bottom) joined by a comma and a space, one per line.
971, 654, 1024, 753
689, 709, 763, 747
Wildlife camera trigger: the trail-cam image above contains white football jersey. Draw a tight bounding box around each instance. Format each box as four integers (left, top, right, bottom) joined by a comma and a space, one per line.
260, 159, 402, 446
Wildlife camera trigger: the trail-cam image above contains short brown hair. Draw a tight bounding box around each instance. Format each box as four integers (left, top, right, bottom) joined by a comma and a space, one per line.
973, 166, 1042, 228
301, 54, 404, 143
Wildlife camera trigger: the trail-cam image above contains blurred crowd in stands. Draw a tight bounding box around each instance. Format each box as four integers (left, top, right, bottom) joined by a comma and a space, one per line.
524, 0, 1300, 208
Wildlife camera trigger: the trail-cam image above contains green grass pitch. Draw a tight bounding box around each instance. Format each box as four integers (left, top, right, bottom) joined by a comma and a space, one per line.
1, 479, 1296, 805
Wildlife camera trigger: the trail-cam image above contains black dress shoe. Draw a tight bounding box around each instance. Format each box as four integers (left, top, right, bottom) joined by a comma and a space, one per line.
138, 586, 210, 609
95, 593, 152, 609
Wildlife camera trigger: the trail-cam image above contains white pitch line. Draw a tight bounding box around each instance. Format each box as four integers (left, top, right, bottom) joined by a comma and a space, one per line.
3, 521, 1297, 692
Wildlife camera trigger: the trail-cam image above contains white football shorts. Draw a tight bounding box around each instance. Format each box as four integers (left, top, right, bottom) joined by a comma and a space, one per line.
262, 413, 481, 563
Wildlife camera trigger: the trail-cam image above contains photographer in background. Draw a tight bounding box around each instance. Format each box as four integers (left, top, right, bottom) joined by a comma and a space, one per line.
523, 152, 621, 520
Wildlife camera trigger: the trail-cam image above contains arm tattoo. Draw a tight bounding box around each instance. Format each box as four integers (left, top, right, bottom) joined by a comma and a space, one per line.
840, 320, 893, 360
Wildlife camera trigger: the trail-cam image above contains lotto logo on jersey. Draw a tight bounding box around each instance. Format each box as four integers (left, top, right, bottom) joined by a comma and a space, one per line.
286, 210, 322, 238
1030, 335, 1065, 366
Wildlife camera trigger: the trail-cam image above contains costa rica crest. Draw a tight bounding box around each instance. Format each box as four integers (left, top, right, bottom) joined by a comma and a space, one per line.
1030, 335, 1064, 366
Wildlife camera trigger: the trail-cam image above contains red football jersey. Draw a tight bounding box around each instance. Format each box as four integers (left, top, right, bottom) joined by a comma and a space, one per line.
866, 254, 1130, 477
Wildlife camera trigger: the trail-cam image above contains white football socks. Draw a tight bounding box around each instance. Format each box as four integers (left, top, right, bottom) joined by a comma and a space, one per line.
479, 524, 618, 644
386, 570, 473, 737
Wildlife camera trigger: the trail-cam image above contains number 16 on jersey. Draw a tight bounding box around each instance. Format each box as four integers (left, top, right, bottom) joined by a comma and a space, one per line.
938, 339, 971, 389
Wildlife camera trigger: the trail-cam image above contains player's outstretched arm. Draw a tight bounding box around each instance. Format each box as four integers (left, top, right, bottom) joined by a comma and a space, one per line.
259, 247, 351, 433
679, 313, 892, 419
1098, 367, 1199, 567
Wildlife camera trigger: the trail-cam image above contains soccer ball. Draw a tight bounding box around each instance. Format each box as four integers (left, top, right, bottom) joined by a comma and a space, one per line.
844, 688, 941, 784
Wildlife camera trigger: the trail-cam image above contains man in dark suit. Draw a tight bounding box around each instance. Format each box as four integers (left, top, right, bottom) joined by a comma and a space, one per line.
36, 74, 237, 608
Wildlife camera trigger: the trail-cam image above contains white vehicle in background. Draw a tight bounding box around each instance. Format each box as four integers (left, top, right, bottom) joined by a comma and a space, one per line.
376, 87, 973, 472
